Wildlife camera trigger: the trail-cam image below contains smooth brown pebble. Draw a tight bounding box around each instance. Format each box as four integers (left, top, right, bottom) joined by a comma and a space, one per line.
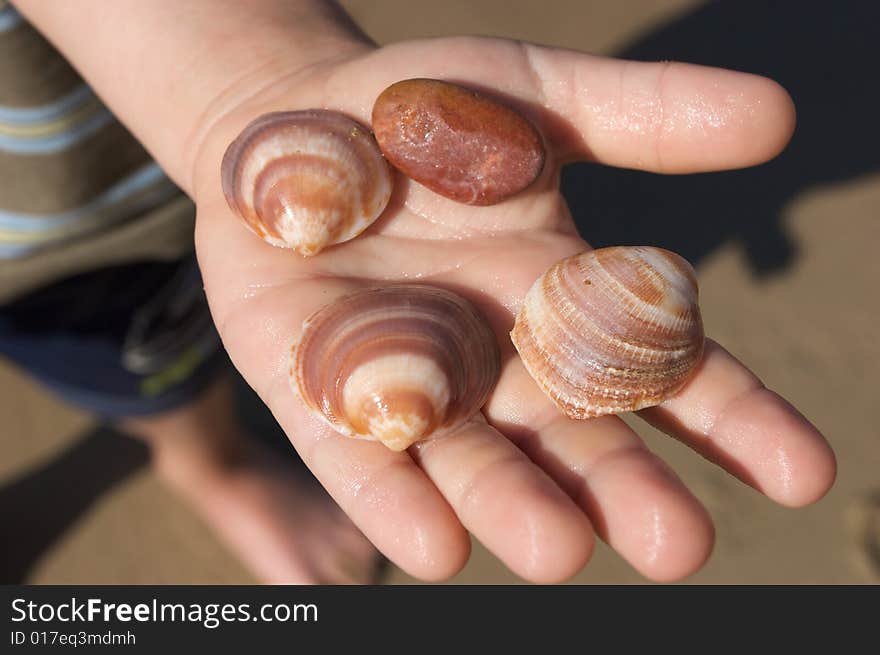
372, 78, 545, 205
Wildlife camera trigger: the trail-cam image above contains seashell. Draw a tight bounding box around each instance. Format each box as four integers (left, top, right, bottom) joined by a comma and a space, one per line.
221, 110, 392, 256
511, 246, 705, 419
291, 285, 500, 451
371, 78, 544, 205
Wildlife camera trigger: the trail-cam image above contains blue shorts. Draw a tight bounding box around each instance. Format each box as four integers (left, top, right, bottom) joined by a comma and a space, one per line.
0, 256, 226, 418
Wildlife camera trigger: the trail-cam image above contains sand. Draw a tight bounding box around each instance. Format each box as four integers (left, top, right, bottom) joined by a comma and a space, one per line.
1, 0, 876, 584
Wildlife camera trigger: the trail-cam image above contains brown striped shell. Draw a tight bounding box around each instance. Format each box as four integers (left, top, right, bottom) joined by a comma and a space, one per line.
511, 247, 705, 419
290, 285, 500, 451
221, 110, 392, 256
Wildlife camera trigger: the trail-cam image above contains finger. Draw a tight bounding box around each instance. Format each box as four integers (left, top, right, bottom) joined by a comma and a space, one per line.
639, 340, 837, 507
410, 417, 595, 583
487, 357, 714, 581
280, 411, 471, 582
521, 42, 796, 171
214, 274, 471, 581
315, 37, 795, 175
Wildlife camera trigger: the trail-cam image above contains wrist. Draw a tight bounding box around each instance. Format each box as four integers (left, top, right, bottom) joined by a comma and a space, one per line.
13, 0, 375, 195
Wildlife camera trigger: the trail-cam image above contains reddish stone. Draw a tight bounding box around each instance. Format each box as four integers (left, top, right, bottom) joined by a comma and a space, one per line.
372, 79, 545, 205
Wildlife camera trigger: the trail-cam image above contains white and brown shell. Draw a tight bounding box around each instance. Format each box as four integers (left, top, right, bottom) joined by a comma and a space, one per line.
221, 110, 392, 256
290, 285, 500, 451
511, 246, 705, 419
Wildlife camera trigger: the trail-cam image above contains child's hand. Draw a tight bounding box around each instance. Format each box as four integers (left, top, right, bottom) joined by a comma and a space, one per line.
188, 38, 833, 582
18, 1, 835, 582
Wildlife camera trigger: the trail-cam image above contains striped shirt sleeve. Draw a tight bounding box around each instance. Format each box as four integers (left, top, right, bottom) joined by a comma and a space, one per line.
0, 1, 193, 301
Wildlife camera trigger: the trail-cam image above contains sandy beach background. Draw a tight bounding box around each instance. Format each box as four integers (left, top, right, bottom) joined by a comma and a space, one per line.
2, 0, 877, 584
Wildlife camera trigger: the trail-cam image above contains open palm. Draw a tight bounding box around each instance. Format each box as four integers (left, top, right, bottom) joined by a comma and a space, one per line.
188, 37, 835, 582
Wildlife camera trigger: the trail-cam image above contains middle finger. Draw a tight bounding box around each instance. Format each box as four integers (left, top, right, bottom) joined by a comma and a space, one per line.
410, 415, 594, 583
485, 356, 715, 581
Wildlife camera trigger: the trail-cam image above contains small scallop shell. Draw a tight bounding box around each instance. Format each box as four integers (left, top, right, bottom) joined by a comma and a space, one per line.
511, 246, 705, 419
291, 285, 500, 451
221, 110, 392, 256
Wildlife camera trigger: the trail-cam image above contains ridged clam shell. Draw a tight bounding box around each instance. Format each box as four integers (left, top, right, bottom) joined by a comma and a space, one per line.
221, 110, 392, 256
511, 247, 705, 419
291, 285, 500, 451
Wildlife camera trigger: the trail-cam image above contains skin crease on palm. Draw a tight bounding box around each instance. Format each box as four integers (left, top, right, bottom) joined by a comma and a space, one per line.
15, 2, 836, 584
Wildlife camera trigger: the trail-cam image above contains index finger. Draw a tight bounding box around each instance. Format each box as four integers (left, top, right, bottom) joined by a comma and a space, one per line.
311, 38, 796, 176
639, 340, 836, 507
